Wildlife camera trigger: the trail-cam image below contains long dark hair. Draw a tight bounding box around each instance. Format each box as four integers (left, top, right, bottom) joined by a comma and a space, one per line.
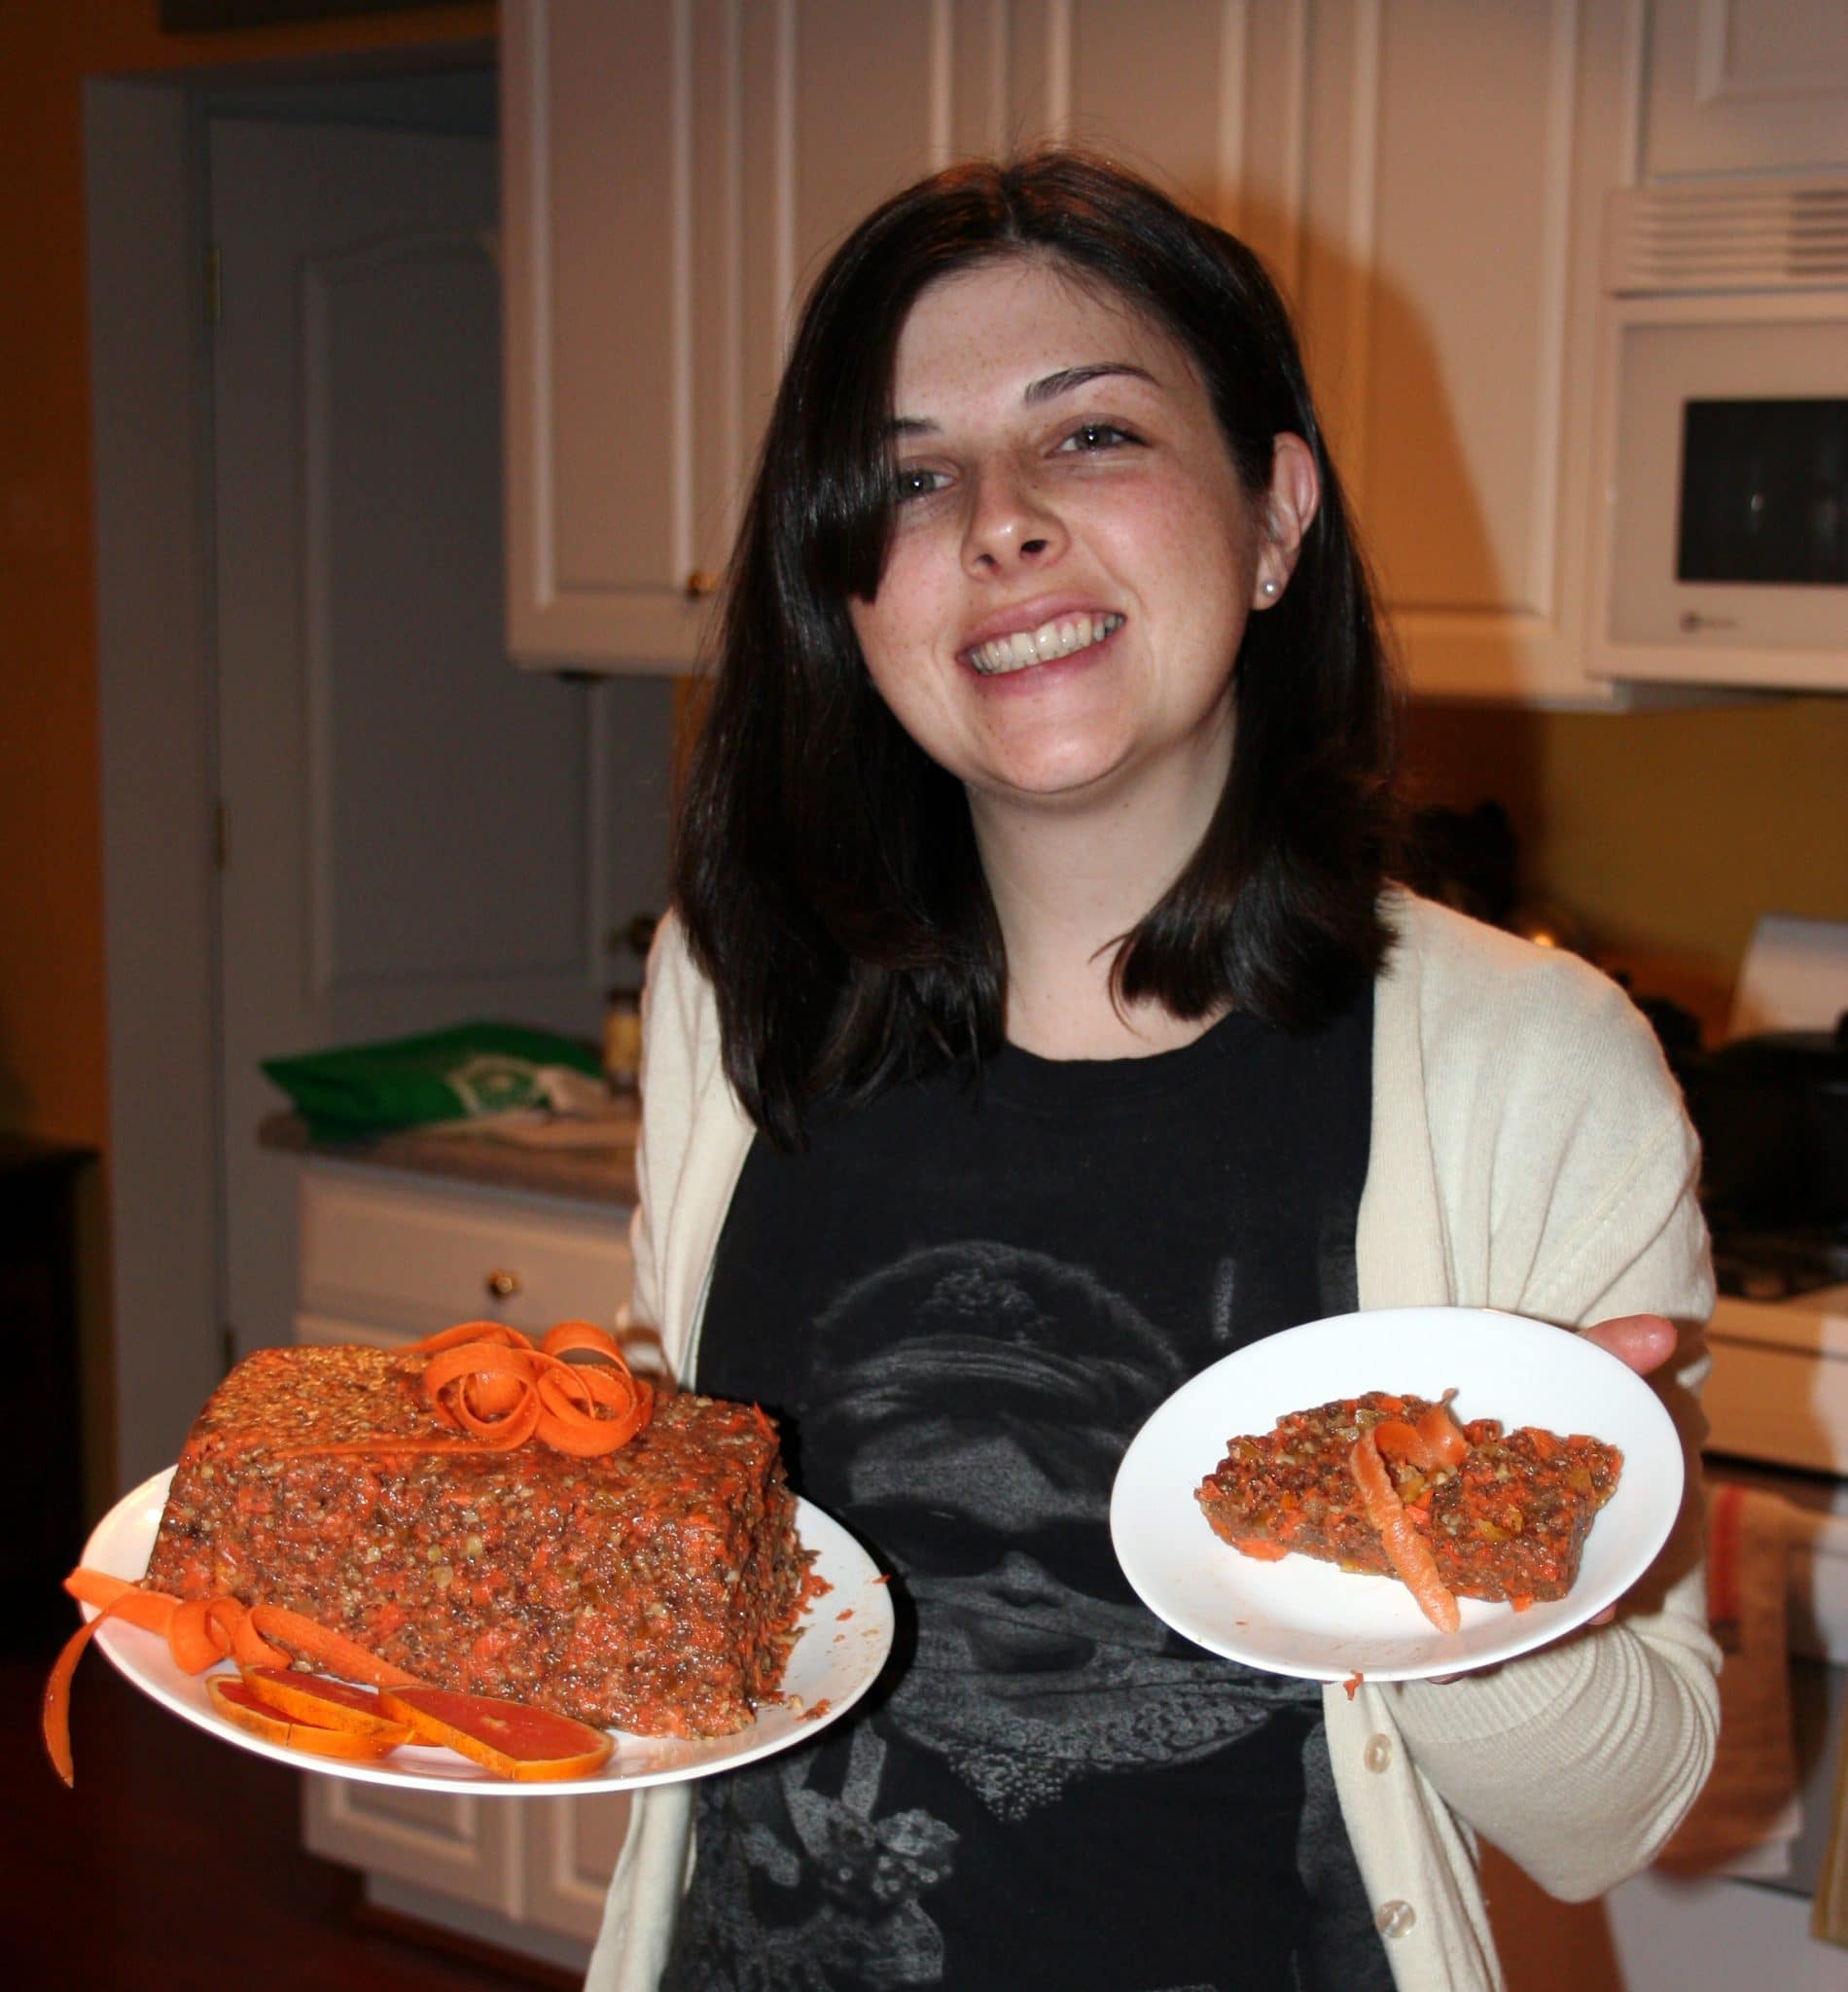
675, 149, 1401, 1150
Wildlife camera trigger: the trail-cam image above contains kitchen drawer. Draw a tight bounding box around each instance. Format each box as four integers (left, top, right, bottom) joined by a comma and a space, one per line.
299, 1166, 630, 1340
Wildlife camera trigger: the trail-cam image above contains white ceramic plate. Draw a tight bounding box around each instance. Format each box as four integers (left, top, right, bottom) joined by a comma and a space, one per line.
1110, 1306, 1685, 1684
77, 1467, 894, 1794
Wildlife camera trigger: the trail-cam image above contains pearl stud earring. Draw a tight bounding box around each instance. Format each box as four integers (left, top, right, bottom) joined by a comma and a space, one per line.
1261, 579, 1278, 597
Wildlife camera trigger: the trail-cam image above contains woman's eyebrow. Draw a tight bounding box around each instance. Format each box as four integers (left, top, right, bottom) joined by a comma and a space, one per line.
885, 361, 1159, 437
1023, 361, 1156, 404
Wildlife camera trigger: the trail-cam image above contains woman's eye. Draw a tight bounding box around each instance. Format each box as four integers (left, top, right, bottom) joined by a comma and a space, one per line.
1060, 421, 1137, 453
893, 465, 947, 502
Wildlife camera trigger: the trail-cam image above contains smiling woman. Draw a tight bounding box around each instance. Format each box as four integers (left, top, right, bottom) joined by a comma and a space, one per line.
593, 150, 1719, 1992
674, 152, 1399, 1135
848, 260, 1321, 1057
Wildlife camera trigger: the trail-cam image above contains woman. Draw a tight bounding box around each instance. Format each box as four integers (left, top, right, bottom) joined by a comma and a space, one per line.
588, 151, 1717, 1992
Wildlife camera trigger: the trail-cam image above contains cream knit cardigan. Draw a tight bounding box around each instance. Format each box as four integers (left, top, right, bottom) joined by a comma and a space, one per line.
586, 891, 1720, 1992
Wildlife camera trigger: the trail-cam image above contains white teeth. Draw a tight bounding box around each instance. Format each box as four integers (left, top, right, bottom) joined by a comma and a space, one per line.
967, 612, 1123, 676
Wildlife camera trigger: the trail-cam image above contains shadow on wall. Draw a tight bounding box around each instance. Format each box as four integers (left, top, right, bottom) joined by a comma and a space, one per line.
0, 1029, 28, 1131
1481, 1844, 1629, 1992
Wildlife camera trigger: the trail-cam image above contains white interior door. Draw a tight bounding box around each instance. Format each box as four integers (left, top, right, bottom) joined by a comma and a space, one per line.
209, 119, 625, 1363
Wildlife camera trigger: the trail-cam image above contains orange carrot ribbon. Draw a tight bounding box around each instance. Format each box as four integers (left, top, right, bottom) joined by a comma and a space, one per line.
275, 1319, 653, 1462
48, 1566, 421, 1786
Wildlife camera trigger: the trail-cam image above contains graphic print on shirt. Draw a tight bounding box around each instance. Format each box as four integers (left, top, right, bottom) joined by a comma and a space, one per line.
665, 1243, 1350, 1992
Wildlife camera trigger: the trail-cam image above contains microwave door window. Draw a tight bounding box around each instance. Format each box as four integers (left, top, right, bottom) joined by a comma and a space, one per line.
1677, 398, 1848, 586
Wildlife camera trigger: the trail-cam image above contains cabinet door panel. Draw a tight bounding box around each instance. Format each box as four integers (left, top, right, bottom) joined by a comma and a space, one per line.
506, 0, 709, 666
788, 1, 942, 302
545, 3, 680, 598
524, 1791, 636, 1940
304, 1779, 516, 1909
1359, 0, 1574, 616
1064, 0, 1236, 218
1295, 0, 1633, 702
1644, 0, 1848, 178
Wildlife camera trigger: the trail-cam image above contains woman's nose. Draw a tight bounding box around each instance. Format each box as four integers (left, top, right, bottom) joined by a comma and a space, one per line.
961, 459, 1067, 574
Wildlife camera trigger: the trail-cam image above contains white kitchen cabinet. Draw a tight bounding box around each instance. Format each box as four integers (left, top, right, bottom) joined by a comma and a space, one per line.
292, 1157, 634, 1970
503, 0, 955, 671
511, 0, 1835, 704
1228, 0, 1639, 704
1640, 0, 1848, 180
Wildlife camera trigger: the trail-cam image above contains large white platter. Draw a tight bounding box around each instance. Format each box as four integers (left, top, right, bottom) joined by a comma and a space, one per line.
1110, 1306, 1685, 1685
78, 1467, 893, 1795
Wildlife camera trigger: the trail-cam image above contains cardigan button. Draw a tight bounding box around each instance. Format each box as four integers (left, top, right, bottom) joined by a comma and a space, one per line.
1375, 1900, 1417, 1939
1364, 1732, 1393, 1773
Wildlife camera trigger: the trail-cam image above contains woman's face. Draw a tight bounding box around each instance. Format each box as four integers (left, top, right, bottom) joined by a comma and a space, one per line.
846, 256, 1302, 822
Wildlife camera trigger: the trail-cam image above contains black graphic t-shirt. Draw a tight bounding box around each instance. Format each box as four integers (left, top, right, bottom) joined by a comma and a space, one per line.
663, 991, 1391, 1992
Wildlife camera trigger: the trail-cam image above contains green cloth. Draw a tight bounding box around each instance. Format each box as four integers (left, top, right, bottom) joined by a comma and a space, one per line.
263, 1022, 602, 1140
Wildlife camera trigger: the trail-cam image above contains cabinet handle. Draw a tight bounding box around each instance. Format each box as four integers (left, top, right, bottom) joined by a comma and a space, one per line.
484, 1268, 521, 1300
683, 569, 718, 599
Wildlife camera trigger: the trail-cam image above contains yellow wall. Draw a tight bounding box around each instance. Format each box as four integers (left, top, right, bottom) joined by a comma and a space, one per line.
0, 1, 494, 1150
1404, 695, 1848, 1037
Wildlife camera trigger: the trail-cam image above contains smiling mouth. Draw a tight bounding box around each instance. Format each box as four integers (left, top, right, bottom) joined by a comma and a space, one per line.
964, 611, 1124, 677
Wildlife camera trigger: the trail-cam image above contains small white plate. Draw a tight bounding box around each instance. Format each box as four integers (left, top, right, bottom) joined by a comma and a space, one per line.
1110, 1306, 1685, 1684
78, 1467, 894, 1794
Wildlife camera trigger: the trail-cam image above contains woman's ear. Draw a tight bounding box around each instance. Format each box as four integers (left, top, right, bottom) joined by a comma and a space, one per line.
1252, 433, 1321, 607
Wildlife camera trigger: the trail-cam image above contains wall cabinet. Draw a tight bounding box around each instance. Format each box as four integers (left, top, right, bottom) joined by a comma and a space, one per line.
504, 0, 963, 671
293, 1161, 633, 1972
502, 0, 1834, 705
1276, 0, 1639, 703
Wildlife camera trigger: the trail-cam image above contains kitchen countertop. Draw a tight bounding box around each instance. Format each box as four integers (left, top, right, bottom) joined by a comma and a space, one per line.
259, 1109, 638, 1207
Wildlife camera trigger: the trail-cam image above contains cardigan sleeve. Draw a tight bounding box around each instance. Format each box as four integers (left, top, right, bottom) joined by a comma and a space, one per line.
621, 912, 712, 1362
1384, 932, 1721, 1901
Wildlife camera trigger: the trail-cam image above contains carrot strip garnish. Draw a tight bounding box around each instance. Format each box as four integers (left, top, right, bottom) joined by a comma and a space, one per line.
63, 1568, 134, 1610
1370, 1419, 1430, 1465
1416, 1395, 1472, 1469
281, 1319, 654, 1462
1350, 1429, 1461, 1634
44, 1598, 138, 1787
409, 1320, 533, 1354
246, 1604, 421, 1688
1372, 1395, 1471, 1474
225, 1600, 290, 1670
167, 1596, 222, 1673
538, 1319, 624, 1361
63, 1569, 176, 1636
51, 1566, 416, 1786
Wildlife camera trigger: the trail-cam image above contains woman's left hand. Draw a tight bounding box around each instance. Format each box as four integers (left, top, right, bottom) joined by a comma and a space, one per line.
1579, 1312, 1677, 1377
1432, 1312, 1682, 1671
1575, 1313, 1679, 1627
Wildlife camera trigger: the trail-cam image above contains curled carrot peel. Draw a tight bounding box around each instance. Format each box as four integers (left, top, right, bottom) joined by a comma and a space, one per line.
276, 1319, 654, 1461
44, 1595, 152, 1786
1372, 1394, 1471, 1474
167, 1596, 221, 1674
63, 1568, 136, 1611
48, 1568, 409, 1784
246, 1604, 420, 1688
1350, 1430, 1461, 1634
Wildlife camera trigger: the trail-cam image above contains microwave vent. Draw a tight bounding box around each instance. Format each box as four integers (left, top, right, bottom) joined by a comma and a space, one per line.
1604, 177, 1848, 296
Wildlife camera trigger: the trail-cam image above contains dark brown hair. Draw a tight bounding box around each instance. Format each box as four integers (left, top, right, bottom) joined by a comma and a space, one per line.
674, 149, 1401, 1149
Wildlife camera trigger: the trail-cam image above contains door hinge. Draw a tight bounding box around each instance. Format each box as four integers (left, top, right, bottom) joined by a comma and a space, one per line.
213, 798, 229, 872
203, 242, 222, 327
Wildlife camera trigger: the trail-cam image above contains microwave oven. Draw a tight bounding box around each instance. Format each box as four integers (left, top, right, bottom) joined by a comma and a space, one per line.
1588, 176, 1848, 693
